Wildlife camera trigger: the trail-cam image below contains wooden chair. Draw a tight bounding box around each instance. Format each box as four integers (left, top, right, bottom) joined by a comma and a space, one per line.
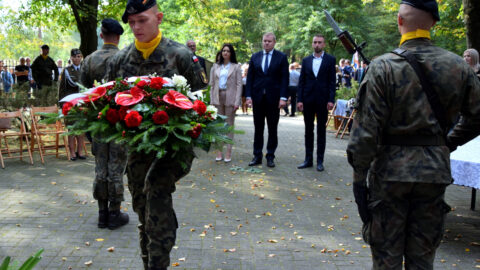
30, 105, 70, 163
325, 102, 337, 129
0, 110, 34, 168
335, 108, 357, 139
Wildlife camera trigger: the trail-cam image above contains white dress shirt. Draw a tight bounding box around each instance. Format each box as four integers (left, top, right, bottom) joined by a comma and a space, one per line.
312, 51, 324, 77
218, 63, 230, 90
262, 50, 273, 72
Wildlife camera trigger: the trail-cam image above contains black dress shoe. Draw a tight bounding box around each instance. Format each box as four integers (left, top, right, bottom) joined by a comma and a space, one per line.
317, 163, 325, 172
70, 156, 77, 161
266, 159, 275, 168
76, 152, 86, 160
297, 161, 313, 169
248, 156, 262, 166
289, 114, 295, 117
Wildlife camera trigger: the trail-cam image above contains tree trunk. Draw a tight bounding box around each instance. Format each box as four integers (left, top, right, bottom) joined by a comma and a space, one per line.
463, 0, 480, 51
68, 0, 99, 57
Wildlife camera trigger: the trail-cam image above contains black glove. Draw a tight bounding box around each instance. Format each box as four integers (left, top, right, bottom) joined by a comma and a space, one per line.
353, 182, 370, 224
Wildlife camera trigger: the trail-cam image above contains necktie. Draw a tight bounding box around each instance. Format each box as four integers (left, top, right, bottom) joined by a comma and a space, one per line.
263, 53, 269, 73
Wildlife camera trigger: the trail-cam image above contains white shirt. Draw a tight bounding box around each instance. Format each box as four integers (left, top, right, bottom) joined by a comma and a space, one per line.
312, 51, 324, 77
218, 63, 230, 90
262, 50, 273, 72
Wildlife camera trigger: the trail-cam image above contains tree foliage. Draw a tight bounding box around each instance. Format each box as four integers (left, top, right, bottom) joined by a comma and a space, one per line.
0, 0, 471, 65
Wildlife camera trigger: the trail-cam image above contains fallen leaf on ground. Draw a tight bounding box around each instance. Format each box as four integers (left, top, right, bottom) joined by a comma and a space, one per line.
178, 257, 186, 261
107, 247, 115, 252
85, 242, 90, 246
96, 238, 104, 242
268, 254, 276, 257
171, 262, 180, 267
230, 232, 237, 236
268, 239, 278, 243
62, 257, 67, 261
84, 260, 92, 266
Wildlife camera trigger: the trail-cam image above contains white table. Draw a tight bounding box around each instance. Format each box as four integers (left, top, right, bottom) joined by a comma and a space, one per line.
451, 136, 480, 210
334, 99, 348, 117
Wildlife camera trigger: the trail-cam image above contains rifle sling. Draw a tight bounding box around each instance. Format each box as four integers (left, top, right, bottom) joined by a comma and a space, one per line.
382, 48, 448, 146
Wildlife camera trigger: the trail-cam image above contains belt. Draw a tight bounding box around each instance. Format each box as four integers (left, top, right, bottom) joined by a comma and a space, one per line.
381, 134, 446, 146
219, 88, 227, 91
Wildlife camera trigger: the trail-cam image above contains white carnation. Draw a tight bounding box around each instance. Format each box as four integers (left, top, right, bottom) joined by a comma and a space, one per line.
187, 90, 204, 100
207, 105, 218, 119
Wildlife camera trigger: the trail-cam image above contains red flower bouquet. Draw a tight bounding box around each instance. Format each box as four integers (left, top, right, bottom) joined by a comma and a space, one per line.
53, 74, 233, 161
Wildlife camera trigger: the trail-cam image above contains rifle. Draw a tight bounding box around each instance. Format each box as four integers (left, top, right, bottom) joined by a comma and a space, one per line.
324, 10, 370, 65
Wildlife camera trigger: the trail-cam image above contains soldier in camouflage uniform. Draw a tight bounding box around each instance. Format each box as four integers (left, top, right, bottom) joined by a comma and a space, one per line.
31, 44, 59, 90
80, 19, 130, 230
346, 1, 480, 269
106, 0, 207, 269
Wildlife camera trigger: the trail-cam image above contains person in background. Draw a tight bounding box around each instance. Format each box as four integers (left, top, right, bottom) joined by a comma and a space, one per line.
245, 32, 289, 168
15, 57, 29, 86
241, 64, 249, 115
57, 59, 63, 76
463, 48, 480, 78
186, 40, 207, 75
287, 63, 300, 117
342, 59, 353, 88
58, 48, 85, 161
31, 44, 59, 90
25, 57, 36, 91
209, 43, 242, 162
335, 65, 342, 90
0, 61, 14, 97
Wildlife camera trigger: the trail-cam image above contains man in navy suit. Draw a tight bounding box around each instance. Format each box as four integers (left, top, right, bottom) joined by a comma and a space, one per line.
246, 32, 289, 168
297, 34, 336, 171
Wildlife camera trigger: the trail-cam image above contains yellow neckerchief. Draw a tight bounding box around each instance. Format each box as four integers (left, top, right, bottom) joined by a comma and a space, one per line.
399, 29, 431, 46
103, 42, 118, 47
41, 55, 48, 60
135, 31, 162, 60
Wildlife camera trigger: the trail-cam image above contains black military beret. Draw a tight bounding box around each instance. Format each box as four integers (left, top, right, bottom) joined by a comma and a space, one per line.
101, 18, 124, 35
122, 0, 157, 23
71, 48, 82, 56
41, 44, 49, 50
401, 0, 440, 21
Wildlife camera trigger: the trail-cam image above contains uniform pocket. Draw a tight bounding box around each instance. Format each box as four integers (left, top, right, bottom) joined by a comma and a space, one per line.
363, 200, 386, 247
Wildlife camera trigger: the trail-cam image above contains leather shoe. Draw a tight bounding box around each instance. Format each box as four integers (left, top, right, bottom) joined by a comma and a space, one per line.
266, 159, 275, 168
248, 156, 262, 166
317, 163, 325, 172
297, 161, 313, 169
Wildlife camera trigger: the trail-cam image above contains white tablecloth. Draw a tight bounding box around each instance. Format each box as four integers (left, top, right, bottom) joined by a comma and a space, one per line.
334, 99, 348, 117
451, 136, 480, 189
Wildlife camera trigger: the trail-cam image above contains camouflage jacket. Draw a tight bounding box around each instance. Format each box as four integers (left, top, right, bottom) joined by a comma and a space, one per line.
31, 55, 59, 85
106, 37, 208, 90
347, 38, 480, 184
58, 65, 81, 101
80, 44, 119, 88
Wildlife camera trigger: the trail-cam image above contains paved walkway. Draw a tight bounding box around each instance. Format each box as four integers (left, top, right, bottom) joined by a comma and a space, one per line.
1, 114, 479, 270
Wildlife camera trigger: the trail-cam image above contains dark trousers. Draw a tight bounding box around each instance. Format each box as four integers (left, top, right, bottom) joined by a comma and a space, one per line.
365, 177, 450, 270
303, 103, 328, 163
252, 95, 280, 159
288, 86, 297, 115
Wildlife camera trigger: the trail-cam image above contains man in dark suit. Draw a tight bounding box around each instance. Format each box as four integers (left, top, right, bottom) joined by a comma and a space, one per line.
297, 34, 336, 171
186, 40, 207, 75
246, 32, 289, 168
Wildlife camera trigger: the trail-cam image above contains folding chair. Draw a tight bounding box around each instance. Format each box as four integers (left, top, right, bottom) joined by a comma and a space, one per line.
335, 108, 357, 139
0, 109, 34, 168
325, 102, 337, 128
30, 105, 70, 163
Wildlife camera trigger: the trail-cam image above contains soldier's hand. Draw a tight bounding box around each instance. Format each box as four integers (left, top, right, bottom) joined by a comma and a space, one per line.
353, 181, 370, 224
327, 102, 334, 111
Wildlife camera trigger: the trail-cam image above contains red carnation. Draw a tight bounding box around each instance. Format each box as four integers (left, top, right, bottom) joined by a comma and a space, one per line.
124, 110, 143, 128
150, 77, 168, 90
136, 80, 148, 89
152, 110, 169, 125
163, 90, 193, 110
118, 106, 129, 120
106, 108, 120, 124
62, 102, 74, 115
193, 100, 207, 116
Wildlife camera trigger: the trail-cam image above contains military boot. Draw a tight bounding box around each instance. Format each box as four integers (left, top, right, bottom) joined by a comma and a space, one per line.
98, 210, 109, 228
108, 210, 129, 230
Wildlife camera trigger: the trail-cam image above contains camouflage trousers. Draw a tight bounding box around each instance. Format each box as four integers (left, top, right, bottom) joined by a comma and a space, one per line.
92, 140, 127, 203
363, 176, 451, 270
126, 149, 194, 270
